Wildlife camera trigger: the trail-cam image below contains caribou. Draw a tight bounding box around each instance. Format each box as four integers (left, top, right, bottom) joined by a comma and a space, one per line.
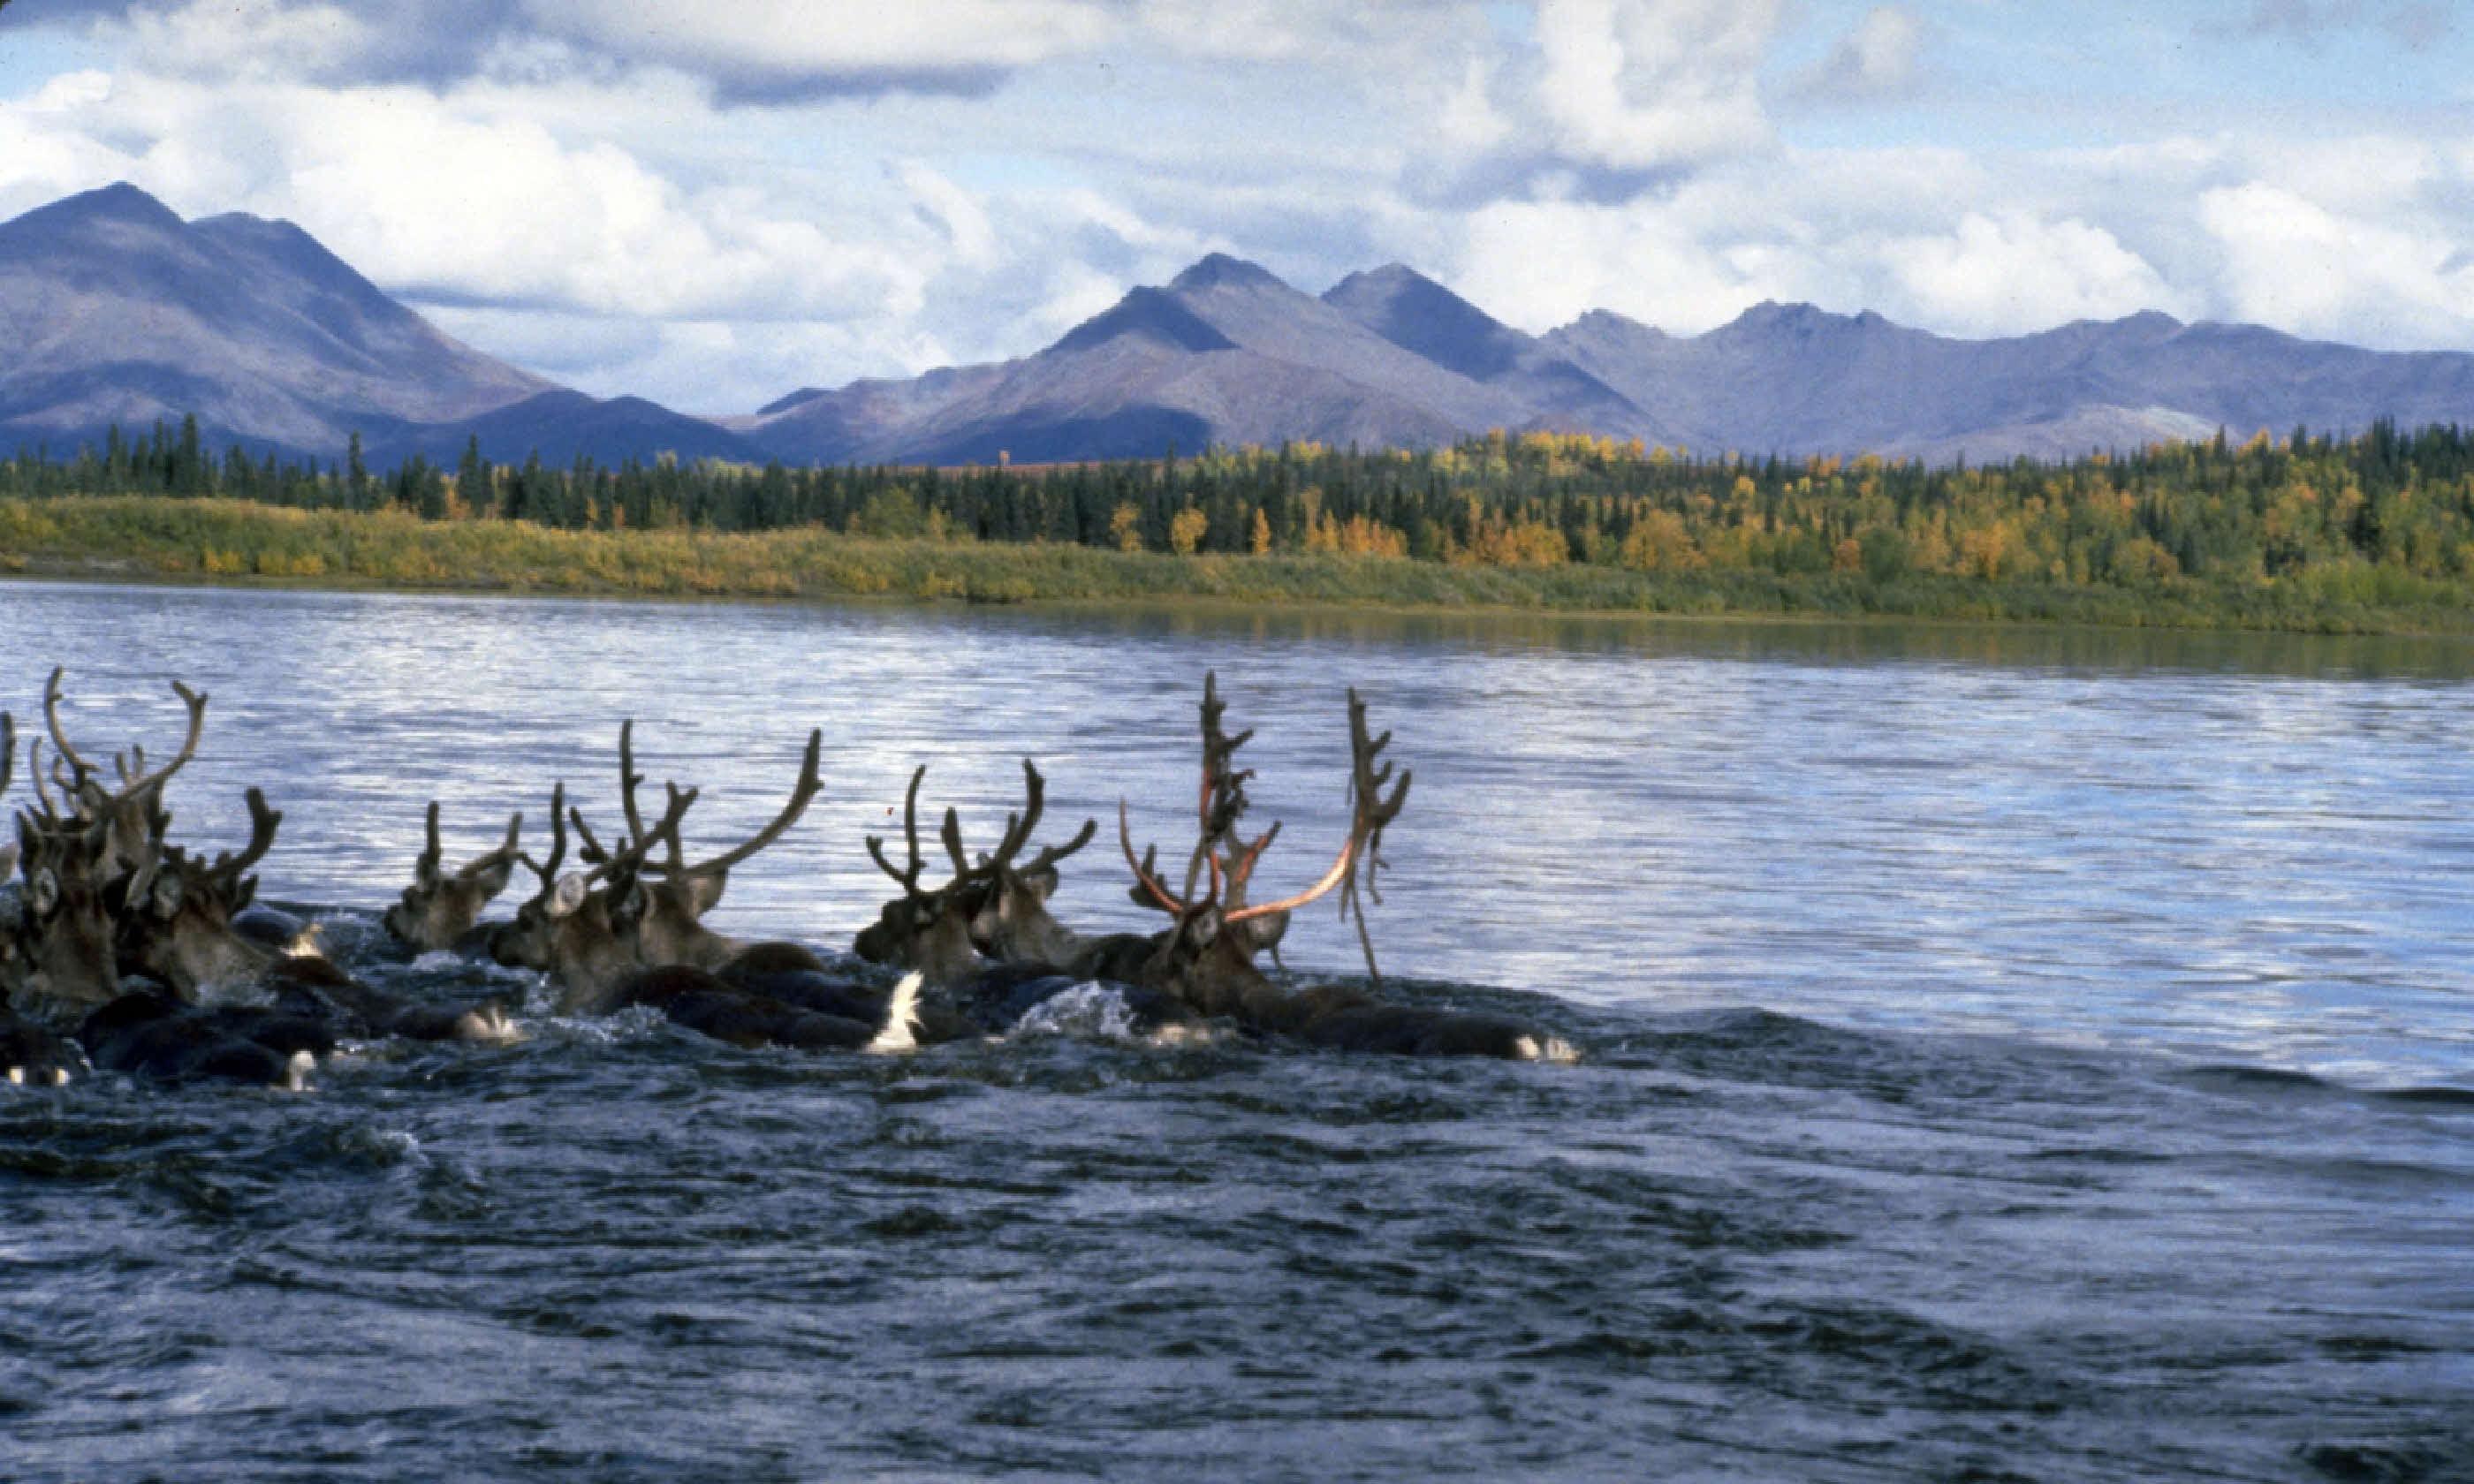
8, 667, 1577, 1083
481, 723, 922, 1051
5, 674, 516, 1087
383, 802, 525, 952
1112, 674, 1575, 1061
852, 758, 1199, 1038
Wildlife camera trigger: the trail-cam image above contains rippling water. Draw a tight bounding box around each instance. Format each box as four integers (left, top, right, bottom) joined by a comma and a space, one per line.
4, 581, 2471, 1480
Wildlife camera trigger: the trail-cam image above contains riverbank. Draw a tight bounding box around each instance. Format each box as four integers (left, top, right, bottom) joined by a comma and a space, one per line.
6, 493, 2473, 633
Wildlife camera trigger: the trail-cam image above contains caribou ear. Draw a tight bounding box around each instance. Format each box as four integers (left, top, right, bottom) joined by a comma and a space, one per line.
0, 839, 16, 882
1021, 864, 1060, 905
29, 867, 59, 918
150, 867, 186, 920
550, 872, 590, 920
472, 858, 516, 898
1187, 904, 1222, 950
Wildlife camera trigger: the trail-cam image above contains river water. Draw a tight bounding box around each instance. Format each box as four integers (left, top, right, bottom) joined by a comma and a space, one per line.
3, 581, 2470, 1480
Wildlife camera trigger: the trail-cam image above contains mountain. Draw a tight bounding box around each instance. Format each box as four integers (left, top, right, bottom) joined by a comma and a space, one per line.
738, 261, 2474, 466
1320, 264, 1657, 441
11, 183, 2474, 472
733, 254, 1552, 466
368, 391, 769, 468
0, 184, 763, 467
1536, 301, 2474, 462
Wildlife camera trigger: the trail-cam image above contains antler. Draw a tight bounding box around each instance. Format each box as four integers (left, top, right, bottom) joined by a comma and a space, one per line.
1120, 802, 1184, 912
27, 736, 61, 822
516, 781, 570, 897
42, 667, 95, 792
204, 788, 283, 892
618, 719, 648, 851
988, 759, 1096, 880
868, 765, 931, 896
680, 729, 821, 879
416, 800, 444, 879
606, 724, 821, 883
1226, 688, 1411, 983
44, 669, 208, 814
573, 779, 695, 887
0, 712, 13, 803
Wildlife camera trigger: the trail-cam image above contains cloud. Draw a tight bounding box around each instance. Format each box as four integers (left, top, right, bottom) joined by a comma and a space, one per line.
1795, 6, 1924, 103
18, 0, 2474, 420
516, 0, 1115, 101
2199, 179, 2474, 345
2231, 1, 2452, 49
1530, 0, 1777, 173
1399, 0, 1785, 206
1881, 211, 2179, 331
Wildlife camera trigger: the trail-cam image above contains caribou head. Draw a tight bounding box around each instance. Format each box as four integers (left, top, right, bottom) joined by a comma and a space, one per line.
1119, 673, 1408, 1025
11, 809, 125, 1013
575, 720, 823, 973
383, 802, 524, 952
7, 678, 220, 1016
41, 668, 209, 881
495, 722, 824, 1014
115, 788, 284, 997
490, 780, 651, 1012
853, 764, 992, 986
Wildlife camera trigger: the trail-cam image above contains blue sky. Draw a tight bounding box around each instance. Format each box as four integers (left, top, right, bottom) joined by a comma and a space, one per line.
3, 1, 2469, 412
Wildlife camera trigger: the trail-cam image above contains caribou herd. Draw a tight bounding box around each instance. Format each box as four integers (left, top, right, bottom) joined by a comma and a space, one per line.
1, 670, 1575, 1089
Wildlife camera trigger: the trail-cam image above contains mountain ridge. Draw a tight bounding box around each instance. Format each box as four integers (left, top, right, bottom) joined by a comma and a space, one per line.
6, 183, 2473, 472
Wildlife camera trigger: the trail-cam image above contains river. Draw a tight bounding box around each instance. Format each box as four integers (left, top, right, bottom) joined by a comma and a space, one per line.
4, 581, 2470, 1480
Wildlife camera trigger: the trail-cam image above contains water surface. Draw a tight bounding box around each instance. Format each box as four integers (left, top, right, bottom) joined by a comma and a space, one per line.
4, 582, 2470, 1480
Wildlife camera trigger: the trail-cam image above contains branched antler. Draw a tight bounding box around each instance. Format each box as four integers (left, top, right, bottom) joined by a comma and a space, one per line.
868, 765, 931, 897
1120, 675, 1413, 983
515, 781, 571, 897
205, 788, 283, 892
1333, 688, 1411, 983
44, 668, 208, 820
987, 760, 1095, 882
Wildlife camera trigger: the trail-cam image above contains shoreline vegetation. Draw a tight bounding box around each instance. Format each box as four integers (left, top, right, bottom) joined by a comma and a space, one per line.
5, 423, 2474, 633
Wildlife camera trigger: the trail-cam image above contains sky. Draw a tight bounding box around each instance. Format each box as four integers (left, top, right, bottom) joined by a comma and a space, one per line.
3, 0, 2472, 413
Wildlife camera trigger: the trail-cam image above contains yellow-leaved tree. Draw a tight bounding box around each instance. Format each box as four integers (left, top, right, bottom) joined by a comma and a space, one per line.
1169, 507, 1208, 556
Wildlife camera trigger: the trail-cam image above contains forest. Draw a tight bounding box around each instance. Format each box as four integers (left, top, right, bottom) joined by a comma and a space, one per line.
5, 417, 2474, 631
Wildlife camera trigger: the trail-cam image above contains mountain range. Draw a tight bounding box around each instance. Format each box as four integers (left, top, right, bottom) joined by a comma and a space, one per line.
7, 183, 2474, 471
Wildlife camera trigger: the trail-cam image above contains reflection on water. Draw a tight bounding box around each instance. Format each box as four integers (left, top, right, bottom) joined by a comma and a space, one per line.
7, 579, 2474, 1085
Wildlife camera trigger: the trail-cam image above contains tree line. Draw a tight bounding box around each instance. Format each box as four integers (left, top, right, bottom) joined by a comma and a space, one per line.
10, 416, 2474, 597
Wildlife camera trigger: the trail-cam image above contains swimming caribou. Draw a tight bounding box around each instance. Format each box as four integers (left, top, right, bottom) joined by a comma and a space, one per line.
7, 667, 1577, 1086
5, 671, 516, 1089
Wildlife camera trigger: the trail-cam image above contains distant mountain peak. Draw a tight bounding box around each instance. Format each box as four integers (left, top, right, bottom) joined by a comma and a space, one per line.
1168, 253, 1291, 293
1332, 262, 1437, 292
1323, 262, 1526, 382
1729, 300, 1842, 329
1047, 285, 1239, 356
1560, 307, 1665, 341
16, 180, 186, 236
758, 386, 828, 417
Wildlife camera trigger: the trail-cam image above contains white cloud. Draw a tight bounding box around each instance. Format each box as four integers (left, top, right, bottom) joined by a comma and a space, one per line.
516, 0, 1115, 94
2199, 179, 2474, 344
1529, 0, 1779, 175
1797, 6, 1924, 103
105, 0, 378, 80
1882, 211, 2180, 331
